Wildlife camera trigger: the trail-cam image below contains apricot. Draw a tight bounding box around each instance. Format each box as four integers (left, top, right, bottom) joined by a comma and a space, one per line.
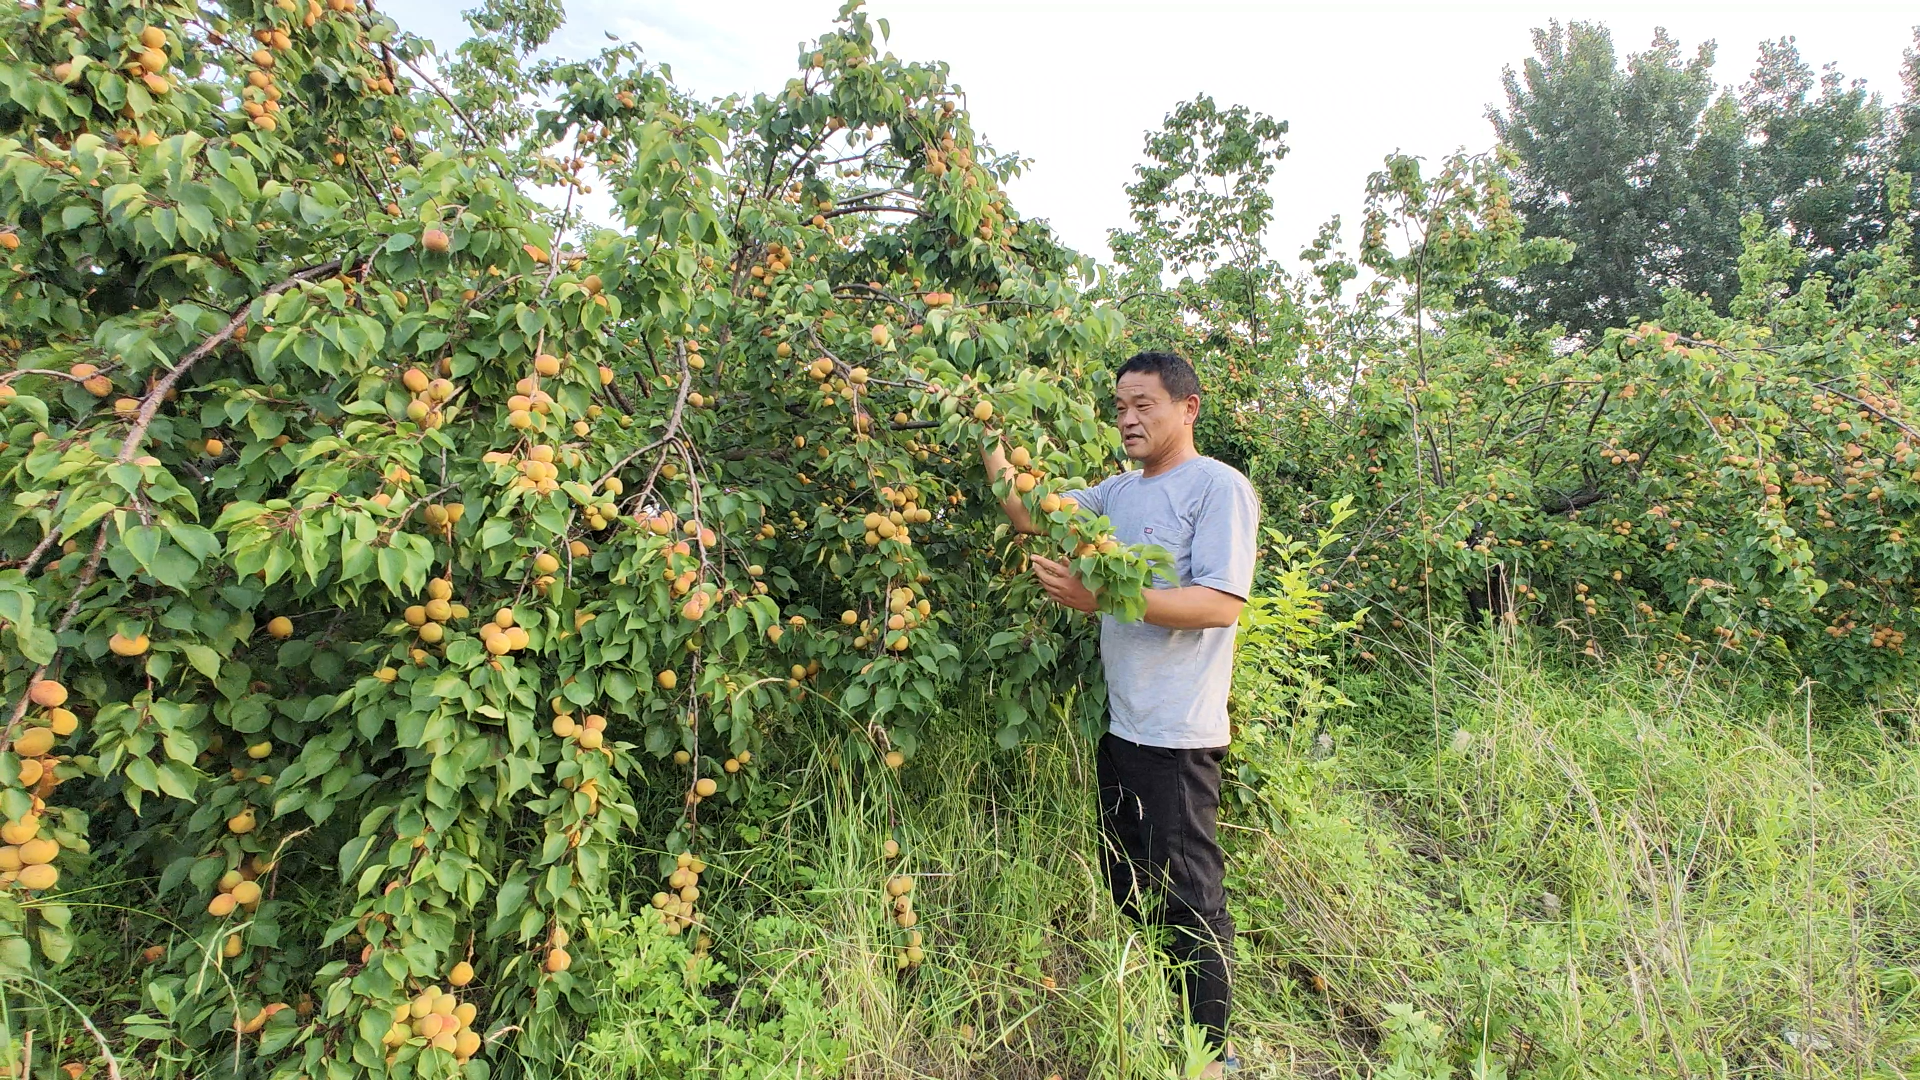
266, 616, 293, 639
0, 817, 37, 845
26, 680, 66, 708
12, 728, 54, 758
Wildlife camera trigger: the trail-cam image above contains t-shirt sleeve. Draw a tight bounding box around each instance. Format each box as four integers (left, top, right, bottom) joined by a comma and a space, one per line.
1189, 474, 1260, 599
1070, 473, 1112, 518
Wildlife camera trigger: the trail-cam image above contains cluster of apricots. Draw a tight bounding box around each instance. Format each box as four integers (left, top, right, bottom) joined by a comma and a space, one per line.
550, 698, 609, 753
379, 962, 484, 1064
0, 679, 79, 892
885, 873, 924, 969
743, 241, 798, 300
206, 856, 272, 918
476, 606, 531, 658
399, 366, 458, 429
400, 577, 470, 647
481, 440, 570, 499
650, 851, 707, 935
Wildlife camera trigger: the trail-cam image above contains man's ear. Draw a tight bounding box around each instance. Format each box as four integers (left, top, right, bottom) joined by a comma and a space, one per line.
1184, 395, 1201, 424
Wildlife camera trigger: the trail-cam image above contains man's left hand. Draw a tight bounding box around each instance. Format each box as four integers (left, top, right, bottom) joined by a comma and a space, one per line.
1031, 554, 1097, 613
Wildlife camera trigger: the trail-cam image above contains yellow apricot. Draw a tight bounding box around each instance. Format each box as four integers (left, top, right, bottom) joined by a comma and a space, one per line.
12, 728, 54, 758
108, 631, 151, 656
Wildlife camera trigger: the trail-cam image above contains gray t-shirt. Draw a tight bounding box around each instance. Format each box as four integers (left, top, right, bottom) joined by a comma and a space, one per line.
1073, 456, 1259, 749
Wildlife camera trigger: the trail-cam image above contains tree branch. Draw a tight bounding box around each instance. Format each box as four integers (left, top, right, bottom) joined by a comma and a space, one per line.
117, 258, 348, 464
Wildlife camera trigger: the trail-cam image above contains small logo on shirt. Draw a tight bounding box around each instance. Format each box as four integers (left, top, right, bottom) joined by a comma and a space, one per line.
1144, 526, 1154, 536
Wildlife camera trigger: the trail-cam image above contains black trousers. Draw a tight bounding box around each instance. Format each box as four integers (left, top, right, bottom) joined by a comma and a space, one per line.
1096, 732, 1234, 1054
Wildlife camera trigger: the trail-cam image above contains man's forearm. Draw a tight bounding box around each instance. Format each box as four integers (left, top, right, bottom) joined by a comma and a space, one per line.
1141, 586, 1245, 630
981, 440, 1040, 534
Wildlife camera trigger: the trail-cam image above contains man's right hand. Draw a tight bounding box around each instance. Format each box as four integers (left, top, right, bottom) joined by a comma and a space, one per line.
982, 437, 1040, 534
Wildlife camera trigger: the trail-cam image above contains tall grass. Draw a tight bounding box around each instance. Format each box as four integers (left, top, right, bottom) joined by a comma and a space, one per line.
19, 631, 1919, 1077
579, 631, 1920, 1079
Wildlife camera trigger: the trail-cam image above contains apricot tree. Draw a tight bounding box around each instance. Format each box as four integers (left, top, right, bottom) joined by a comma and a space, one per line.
0, 1, 1150, 1074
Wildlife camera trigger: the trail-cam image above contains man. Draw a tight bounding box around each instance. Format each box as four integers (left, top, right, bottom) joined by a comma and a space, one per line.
983, 350, 1258, 1075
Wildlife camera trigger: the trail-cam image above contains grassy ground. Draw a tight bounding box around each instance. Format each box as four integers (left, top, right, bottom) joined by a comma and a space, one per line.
574, 633, 1920, 1079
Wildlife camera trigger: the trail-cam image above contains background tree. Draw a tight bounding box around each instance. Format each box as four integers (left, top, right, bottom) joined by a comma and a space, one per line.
1104, 95, 1297, 486
1489, 23, 1722, 337
1490, 22, 1896, 339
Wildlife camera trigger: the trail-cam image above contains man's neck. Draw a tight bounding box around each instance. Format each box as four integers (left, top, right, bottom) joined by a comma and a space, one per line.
1138, 444, 1200, 478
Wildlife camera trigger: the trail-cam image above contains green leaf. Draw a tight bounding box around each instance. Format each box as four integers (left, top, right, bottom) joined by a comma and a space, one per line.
181, 643, 220, 680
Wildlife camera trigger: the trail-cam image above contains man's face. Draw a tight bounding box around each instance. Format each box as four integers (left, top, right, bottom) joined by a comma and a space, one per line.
1113, 370, 1198, 461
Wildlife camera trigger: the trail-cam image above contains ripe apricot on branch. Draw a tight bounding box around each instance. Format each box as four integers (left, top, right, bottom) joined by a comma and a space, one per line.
266, 616, 294, 639
109, 631, 151, 656
13, 728, 54, 758
26, 680, 66, 708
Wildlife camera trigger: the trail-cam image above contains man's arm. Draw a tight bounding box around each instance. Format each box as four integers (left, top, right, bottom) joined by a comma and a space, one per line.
1031, 556, 1243, 628
982, 439, 1041, 535
1142, 585, 1245, 630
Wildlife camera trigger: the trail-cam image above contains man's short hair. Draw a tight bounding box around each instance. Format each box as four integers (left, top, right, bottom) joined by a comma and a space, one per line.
1115, 351, 1202, 402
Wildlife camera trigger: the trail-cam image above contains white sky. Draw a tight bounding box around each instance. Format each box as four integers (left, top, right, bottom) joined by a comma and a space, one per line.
381, 1, 1918, 270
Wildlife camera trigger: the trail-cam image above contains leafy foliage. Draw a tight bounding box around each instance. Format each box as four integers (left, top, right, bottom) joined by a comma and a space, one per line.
0, 1, 1171, 1074
1110, 88, 1920, 698
1491, 22, 1914, 339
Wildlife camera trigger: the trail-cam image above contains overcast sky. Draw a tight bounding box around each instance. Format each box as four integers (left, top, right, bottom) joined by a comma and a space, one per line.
381, 1, 1918, 269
